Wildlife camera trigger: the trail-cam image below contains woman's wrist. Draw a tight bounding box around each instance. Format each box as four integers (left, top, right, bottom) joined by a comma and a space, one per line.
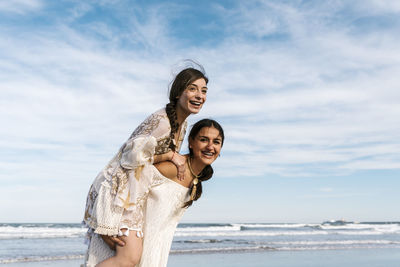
170, 151, 176, 162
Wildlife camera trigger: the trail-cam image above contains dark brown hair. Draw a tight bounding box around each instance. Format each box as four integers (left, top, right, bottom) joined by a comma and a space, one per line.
184, 119, 224, 208
165, 67, 208, 151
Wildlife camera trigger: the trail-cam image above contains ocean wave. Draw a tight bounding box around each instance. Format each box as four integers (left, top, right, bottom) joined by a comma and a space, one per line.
0, 223, 81, 228
234, 223, 314, 229
236, 223, 400, 233
174, 239, 400, 246
174, 229, 399, 237
176, 225, 241, 232
176, 223, 400, 235
176, 239, 224, 243
0, 226, 86, 239
175, 230, 327, 237
171, 241, 400, 254
1, 222, 398, 240
0, 254, 84, 264
318, 223, 400, 231
171, 245, 276, 254
177, 222, 400, 234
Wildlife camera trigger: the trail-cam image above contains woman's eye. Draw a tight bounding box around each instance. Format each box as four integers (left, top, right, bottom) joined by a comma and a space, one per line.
189, 87, 196, 91
200, 138, 207, 142
202, 90, 207, 94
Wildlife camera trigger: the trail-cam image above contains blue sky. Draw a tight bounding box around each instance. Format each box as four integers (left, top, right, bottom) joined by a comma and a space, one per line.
1, 0, 399, 223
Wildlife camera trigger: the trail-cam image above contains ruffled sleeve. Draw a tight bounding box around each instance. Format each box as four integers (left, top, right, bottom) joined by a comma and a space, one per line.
110, 110, 170, 209
110, 136, 156, 209
83, 109, 171, 236
120, 136, 157, 169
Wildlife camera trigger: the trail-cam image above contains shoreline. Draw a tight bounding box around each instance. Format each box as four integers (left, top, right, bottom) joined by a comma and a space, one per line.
4, 248, 400, 267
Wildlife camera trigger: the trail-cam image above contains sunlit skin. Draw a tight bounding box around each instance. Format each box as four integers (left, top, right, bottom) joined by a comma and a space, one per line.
155, 126, 222, 188
175, 78, 208, 124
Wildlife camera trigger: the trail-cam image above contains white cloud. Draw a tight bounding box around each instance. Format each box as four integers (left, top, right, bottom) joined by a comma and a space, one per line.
354, 0, 400, 14
1, 0, 399, 189
0, 0, 42, 14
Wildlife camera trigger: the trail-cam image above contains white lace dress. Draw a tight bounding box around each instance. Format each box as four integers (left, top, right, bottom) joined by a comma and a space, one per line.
84, 165, 189, 267
82, 108, 187, 266
137, 168, 189, 267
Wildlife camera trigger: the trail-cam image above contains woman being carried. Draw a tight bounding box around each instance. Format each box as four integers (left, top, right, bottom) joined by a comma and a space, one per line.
83, 65, 209, 266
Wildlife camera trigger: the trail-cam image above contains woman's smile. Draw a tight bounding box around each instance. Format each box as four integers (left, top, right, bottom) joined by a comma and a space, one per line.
190, 126, 222, 166
177, 78, 207, 115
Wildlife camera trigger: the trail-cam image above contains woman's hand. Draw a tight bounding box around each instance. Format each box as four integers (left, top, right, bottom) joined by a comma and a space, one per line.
101, 235, 125, 250
171, 151, 186, 181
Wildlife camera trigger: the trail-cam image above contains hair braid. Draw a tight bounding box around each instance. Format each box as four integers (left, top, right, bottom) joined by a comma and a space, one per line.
165, 102, 179, 151
183, 165, 214, 208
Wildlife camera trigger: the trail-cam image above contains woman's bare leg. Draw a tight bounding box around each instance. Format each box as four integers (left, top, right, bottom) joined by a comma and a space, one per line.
96, 230, 143, 267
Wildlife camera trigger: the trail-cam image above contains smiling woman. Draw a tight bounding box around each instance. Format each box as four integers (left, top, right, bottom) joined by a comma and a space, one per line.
81, 63, 211, 267
157, 119, 224, 206
138, 119, 224, 266
176, 78, 208, 117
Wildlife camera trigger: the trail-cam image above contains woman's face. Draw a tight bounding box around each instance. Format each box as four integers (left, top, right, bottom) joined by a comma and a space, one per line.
177, 78, 207, 115
190, 126, 223, 166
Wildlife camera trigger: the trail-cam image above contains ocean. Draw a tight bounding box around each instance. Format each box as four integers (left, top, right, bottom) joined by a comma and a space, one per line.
1, 222, 399, 265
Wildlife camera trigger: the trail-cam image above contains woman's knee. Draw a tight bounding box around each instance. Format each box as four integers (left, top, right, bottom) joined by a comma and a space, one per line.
118, 256, 140, 267
115, 232, 142, 267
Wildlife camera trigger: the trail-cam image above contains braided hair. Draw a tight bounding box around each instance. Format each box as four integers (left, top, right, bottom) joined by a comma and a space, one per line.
183, 119, 224, 208
165, 67, 208, 151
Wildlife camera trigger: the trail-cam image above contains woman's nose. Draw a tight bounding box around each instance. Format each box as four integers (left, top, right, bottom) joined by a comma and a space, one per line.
206, 142, 213, 149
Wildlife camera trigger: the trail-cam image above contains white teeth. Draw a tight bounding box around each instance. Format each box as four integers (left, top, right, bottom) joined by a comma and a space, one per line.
203, 152, 213, 156
190, 101, 201, 106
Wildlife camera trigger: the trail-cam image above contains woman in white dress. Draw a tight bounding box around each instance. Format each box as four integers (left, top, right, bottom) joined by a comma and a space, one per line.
86, 119, 224, 267
82, 66, 209, 266
139, 119, 224, 267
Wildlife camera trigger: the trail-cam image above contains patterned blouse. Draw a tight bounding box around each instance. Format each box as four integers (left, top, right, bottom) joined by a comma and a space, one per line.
83, 108, 187, 237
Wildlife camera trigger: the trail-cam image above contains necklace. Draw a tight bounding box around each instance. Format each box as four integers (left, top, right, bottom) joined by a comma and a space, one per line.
187, 157, 201, 178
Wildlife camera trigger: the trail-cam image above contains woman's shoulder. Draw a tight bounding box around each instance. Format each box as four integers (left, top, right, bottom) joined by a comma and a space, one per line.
129, 108, 169, 138
147, 108, 170, 129
154, 161, 177, 179
151, 107, 168, 118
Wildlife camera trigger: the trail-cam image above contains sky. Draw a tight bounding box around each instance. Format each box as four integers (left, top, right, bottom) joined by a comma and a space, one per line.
0, 0, 399, 223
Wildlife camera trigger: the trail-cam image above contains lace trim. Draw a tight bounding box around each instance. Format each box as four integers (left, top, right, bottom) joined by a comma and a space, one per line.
118, 227, 144, 238
129, 113, 165, 138
83, 185, 98, 223
155, 137, 172, 155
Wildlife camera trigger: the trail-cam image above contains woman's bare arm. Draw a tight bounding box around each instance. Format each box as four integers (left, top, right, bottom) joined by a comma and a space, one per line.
153, 151, 174, 164
155, 161, 192, 188
154, 161, 178, 179
154, 151, 185, 181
